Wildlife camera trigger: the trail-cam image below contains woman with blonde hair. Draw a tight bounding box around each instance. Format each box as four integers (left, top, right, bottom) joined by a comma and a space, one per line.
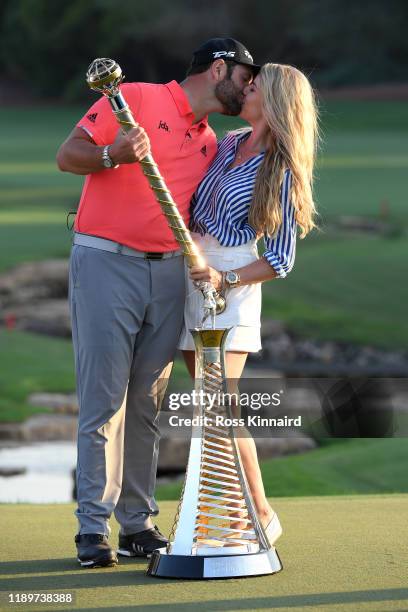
178, 63, 319, 545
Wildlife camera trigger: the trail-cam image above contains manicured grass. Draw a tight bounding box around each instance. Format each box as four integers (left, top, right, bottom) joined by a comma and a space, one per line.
0, 107, 83, 271
0, 101, 407, 344
261, 233, 408, 347
314, 101, 408, 225
0, 328, 193, 422
156, 438, 408, 501
0, 100, 407, 423
0, 330, 75, 422
1, 496, 407, 611
319, 100, 408, 132
0, 223, 72, 272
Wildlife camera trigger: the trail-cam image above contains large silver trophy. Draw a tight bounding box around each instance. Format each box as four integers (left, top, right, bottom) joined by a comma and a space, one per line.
149, 328, 283, 579
86, 58, 283, 579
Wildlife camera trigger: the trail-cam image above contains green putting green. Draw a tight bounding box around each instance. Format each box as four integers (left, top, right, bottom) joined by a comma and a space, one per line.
1, 495, 407, 611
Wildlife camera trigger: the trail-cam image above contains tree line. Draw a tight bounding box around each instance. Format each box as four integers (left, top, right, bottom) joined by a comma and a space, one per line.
1, 0, 407, 101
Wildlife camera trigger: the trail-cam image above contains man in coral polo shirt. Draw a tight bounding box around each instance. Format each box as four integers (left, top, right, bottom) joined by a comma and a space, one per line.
57, 38, 259, 568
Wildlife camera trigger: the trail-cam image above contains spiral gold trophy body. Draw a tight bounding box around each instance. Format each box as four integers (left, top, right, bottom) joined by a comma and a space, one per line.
86, 58, 282, 579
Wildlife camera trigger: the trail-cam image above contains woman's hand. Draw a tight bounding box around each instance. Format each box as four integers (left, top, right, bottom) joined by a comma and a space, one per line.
189, 265, 223, 292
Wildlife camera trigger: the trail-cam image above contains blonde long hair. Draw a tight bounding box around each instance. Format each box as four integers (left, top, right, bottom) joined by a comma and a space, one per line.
248, 63, 319, 238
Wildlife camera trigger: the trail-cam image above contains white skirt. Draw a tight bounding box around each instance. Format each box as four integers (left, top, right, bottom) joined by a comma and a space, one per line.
177, 234, 262, 353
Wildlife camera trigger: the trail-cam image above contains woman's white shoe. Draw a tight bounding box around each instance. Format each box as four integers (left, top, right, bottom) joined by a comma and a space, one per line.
263, 512, 283, 546
232, 512, 283, 547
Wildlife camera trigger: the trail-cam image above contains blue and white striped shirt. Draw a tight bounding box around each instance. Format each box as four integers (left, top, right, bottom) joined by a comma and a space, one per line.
190, 131, 296, 278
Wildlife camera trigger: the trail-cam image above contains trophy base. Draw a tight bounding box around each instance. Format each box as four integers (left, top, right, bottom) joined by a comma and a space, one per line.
147, 547, 283, 579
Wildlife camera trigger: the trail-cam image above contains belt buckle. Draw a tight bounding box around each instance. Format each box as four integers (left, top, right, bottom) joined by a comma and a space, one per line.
145, 252, 164, 260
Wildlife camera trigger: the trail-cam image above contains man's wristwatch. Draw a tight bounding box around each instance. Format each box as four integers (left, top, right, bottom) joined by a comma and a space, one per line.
102, 145, 117, 169
224, 270, 241, 288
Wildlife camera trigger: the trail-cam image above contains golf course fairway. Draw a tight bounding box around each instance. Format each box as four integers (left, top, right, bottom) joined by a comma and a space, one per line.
1, 494, 407, 611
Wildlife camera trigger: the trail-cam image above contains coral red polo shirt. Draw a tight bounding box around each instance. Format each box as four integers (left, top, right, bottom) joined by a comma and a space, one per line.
75, 81, 217, 252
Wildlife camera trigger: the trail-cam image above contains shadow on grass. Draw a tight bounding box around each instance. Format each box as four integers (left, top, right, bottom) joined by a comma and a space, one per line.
72, 589, 408, 611
1, 556, 407, 610
0, 557, 150, 588
1, 557, 407, 610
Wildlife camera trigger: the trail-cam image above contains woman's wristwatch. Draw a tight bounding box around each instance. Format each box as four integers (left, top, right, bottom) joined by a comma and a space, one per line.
224, 270, 241, 288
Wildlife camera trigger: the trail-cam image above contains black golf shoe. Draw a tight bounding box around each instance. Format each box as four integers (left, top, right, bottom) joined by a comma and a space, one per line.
117, 525, 168, 557
75, 533, 118, 568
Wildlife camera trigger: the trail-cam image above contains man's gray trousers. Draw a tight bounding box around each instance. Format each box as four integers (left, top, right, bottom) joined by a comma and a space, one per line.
69, 241, 185, 536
